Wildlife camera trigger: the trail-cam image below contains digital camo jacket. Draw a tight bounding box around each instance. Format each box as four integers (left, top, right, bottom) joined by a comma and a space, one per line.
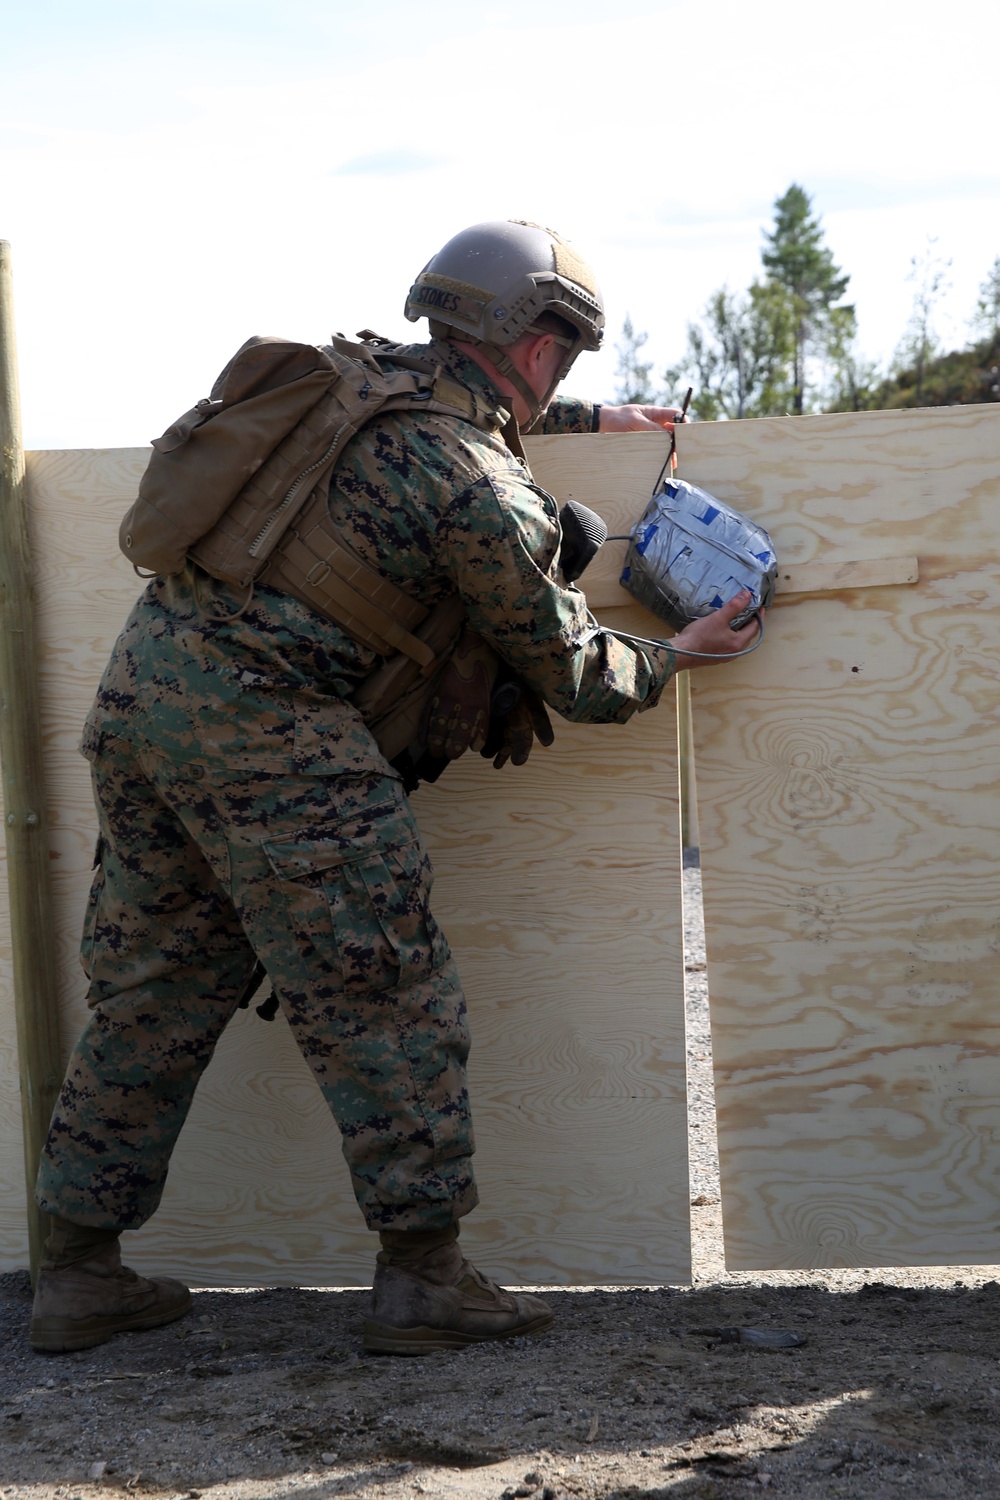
85, 340, 676, 775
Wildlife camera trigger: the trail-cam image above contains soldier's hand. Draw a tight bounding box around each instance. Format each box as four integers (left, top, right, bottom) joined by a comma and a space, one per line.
670, 590, 763, 670
598, 404, 688, 432
485, 686, 555, 769
423, 629, 499, 760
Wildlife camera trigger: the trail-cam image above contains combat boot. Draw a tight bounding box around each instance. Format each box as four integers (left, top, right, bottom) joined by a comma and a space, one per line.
364, 1238, 553, 1354
30, 1237, 191, 1352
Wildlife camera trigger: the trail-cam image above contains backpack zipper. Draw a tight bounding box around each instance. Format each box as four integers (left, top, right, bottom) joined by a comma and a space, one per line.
247, 420, 352, 560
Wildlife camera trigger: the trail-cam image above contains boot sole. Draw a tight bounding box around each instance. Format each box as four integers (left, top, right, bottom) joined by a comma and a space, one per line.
30, 1290, 193, 1353
363, 1311, 553, 1355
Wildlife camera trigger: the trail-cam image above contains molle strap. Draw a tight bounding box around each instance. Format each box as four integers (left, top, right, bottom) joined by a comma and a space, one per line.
501, 412, 526, 462
429, 373, 509, 432
262, 525, 434, 666
351, 594, 468, 764
245, 370, 504, 663
139, 333, 507, 663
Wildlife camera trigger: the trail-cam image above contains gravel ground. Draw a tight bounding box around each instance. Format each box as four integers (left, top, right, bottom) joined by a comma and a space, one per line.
3, 865, 1000, 1500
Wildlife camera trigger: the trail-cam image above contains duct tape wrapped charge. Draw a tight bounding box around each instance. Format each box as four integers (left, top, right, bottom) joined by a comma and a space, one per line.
620, 479, 777, 630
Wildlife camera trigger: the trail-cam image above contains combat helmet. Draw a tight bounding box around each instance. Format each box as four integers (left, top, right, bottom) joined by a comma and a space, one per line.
404, 220, 604, 425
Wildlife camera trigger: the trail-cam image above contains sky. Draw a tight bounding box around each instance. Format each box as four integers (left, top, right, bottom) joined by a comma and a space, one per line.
2, 0, 998, 449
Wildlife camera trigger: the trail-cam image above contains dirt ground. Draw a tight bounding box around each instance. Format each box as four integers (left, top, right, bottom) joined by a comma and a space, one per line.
4, 868, 1000, 1500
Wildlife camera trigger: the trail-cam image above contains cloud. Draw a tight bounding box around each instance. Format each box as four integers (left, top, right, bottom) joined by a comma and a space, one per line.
803, 176, 1000, 215
4, 0, 999, 441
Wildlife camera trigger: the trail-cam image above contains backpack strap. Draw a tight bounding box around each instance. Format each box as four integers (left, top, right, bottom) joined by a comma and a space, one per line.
243, 358, 510, 666
265, 527, 437, 665
126, 333, 512, 670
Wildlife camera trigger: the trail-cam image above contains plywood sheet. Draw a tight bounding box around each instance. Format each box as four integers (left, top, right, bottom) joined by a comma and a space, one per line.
416, 697, 688, 1286
526, 433, 671, 616
681, 405, 1000, 1269
0, 438, 690, 1286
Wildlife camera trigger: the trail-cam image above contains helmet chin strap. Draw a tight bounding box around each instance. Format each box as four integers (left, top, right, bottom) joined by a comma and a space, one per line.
458, 338, 546, 428
526, 349, 581, 432
446, 330, 581, 435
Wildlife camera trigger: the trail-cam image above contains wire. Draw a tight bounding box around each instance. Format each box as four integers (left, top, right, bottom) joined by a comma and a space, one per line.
600, 530, 766, 657
605, 611, 765, 661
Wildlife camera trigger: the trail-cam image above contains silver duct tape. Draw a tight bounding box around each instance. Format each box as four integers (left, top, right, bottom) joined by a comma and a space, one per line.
620, 479, 777, 630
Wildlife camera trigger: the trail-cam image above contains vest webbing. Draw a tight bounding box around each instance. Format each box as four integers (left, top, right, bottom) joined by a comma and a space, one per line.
247, 375, 502, 666
124, 336, 510, 669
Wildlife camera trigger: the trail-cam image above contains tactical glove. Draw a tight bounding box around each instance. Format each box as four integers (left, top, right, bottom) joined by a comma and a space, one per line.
422, 628, 499, 760
481, 681, 555, 769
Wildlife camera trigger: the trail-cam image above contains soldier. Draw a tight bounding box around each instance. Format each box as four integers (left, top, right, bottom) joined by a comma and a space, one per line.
29, 220, 761, 1355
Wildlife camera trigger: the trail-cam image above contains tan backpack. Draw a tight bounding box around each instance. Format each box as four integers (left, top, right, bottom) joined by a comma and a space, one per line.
121, 333, 509, 662
120, 333, 513, 765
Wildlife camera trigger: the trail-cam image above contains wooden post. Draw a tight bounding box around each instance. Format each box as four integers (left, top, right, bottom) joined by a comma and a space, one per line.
0, 241, 61, 1281
677, 672, 700, 856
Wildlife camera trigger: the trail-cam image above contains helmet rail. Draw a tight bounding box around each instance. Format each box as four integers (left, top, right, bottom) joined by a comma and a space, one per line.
404, 220, 605, 428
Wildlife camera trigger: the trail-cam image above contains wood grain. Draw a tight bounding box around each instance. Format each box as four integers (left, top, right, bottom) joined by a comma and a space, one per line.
11, 408, 1000, 1280
527, 430, 922, 613
681, 404, 1000, 1268
775, 556, 919, 597
0, 439, 691, 1286
525, 433, 673, 621
416, 678, 689, 1286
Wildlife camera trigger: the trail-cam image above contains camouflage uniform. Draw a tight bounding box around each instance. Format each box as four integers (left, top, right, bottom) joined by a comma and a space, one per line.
36, 341, 676, 1235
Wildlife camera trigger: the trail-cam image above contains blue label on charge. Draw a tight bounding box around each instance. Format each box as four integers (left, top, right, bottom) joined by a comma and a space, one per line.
635, 522, 659, 556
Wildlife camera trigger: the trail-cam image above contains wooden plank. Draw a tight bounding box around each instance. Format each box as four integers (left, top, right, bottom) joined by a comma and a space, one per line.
531, 433, 922, 615
0, 243, 62, 1279
523, 432, 672, 622
682, 404, 1000, 1269
0, 439, 692, 1286
776, 555, 919, 597
0, 243, 27, 1266
417, 686, 689, 1287
564, 545, 922, 611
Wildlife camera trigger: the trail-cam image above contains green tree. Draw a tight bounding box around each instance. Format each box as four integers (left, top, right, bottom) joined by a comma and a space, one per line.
664, 281, 795, 420
760, 184, 854, 414
612, 314, 658, 404
823, 304, 881, 412
893, 239, 951, 405
866, 331, 1000, 409
971, 255, 1000, 341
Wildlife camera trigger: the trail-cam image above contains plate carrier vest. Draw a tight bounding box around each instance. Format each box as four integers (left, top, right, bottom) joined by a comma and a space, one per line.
119, 333, 513, 761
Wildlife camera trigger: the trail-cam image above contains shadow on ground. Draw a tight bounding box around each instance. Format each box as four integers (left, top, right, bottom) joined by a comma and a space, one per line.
3, 1271, 999, 1498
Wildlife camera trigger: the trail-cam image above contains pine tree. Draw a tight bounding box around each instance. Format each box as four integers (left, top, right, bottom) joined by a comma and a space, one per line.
760, 184, 854, 414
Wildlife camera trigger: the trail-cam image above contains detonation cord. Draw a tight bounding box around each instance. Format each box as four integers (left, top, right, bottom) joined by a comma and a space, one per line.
606, 610, 766, 661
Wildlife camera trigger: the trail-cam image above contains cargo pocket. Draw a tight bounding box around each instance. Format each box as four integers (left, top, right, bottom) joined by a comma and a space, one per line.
262, 792, 448, 999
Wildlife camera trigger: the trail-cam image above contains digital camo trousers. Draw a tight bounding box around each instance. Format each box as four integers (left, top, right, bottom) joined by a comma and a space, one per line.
35, 735, 478, 1233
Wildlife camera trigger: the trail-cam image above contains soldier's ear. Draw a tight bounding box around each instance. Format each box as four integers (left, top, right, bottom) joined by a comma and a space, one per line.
529, 331, 555, 363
